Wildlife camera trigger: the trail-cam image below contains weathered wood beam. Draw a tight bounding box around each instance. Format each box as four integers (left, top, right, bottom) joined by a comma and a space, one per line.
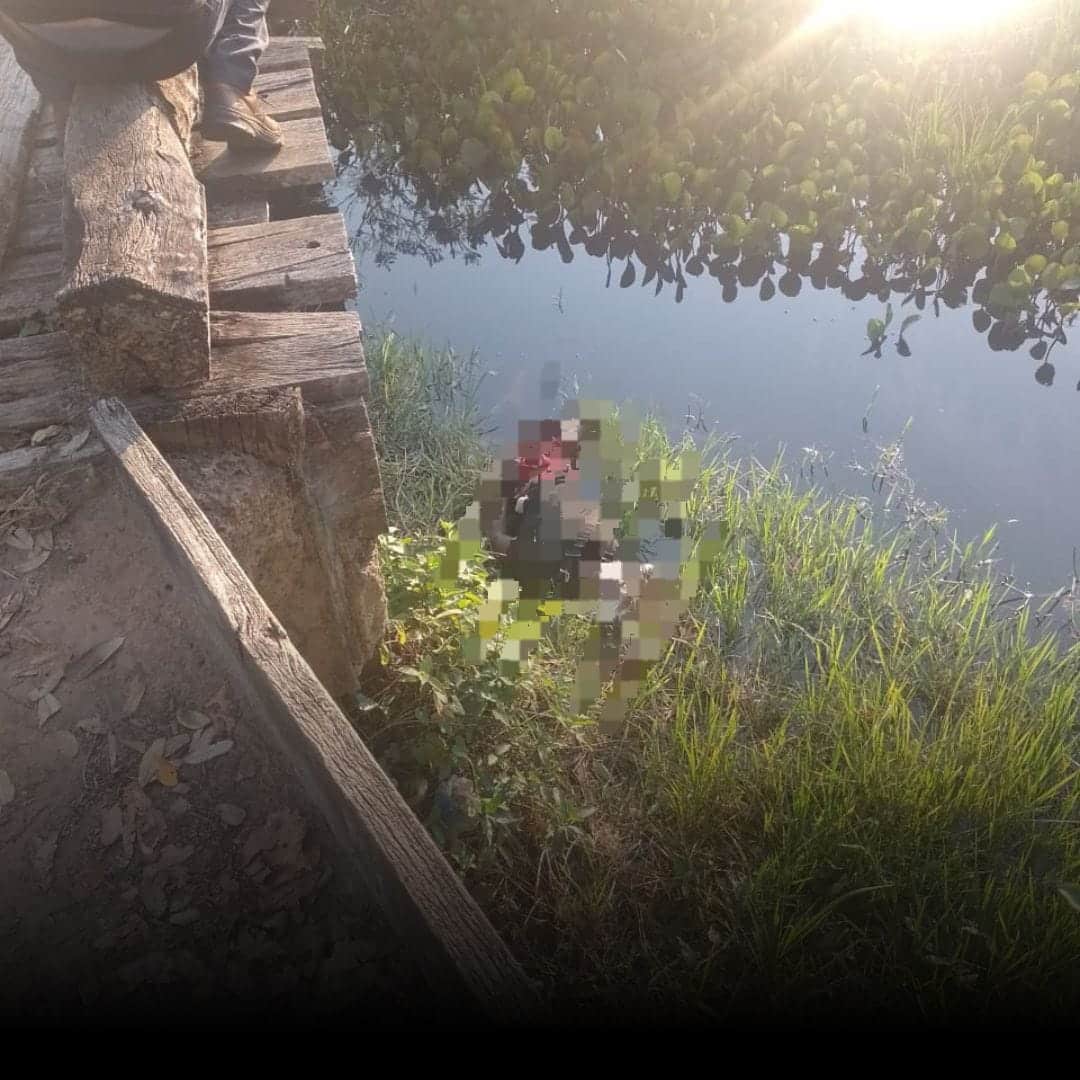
195, 116, 334, 195
2, 211, 354, 331
0, 38, 41, 267
58, 68, 210, 394
0, 312, 367, 439
252, 65, 323, 123
208, 213, 356, 310
261, 36, 326, 75
206, 195, 270, 230
89, 397, 542, 1023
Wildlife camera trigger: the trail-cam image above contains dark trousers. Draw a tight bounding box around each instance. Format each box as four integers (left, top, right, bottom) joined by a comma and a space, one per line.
6, 0, 269, 102
200, 0, 270, 92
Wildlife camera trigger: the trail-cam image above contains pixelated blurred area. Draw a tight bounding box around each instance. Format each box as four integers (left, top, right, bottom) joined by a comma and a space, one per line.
455, 399, 722, 727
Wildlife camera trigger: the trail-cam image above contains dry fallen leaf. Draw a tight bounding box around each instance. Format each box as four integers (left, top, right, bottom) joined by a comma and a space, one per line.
183, 726, 233, 766
53, 731, 79, 759
59, 429, 90, 457
4, 528, 33, 552
29, 664, 64, 702
101, 804, 123, 847
68, 635, 125, 681
0, 591, 23, 633
35, 528, 53, 553
177, 710, 211, 732
122, 675, 146, 718
163, 733, 189, 758
0, 770, 14, 806
217, 803, 246, 827
137, 738, 167, 788
30, 425, 63, 447
77, 713, 106, 735
156, 759, 179, 788
15, 549, 50, 574
37, 692, 61, 726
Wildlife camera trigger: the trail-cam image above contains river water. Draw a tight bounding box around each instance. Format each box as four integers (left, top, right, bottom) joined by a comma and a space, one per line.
332, 175, 1080, 594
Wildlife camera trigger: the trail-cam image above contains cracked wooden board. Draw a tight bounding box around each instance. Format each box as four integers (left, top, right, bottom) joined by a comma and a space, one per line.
0, 311, 368, 443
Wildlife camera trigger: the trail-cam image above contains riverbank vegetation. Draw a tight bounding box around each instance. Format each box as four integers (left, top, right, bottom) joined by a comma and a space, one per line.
355, 330, 1080, 1023
322, 0, 1080, 374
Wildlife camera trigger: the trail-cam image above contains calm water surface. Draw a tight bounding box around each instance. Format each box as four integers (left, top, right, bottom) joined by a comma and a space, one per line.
333, 177, 1080, 594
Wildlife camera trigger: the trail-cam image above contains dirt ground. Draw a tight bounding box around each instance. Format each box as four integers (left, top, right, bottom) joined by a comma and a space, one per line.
0, 456, 430, 1027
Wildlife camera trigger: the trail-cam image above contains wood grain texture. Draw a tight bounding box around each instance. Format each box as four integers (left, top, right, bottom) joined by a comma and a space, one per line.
252, 65, 323, 122
206, 195, 271, 230
0, 436, 103, 492
0, 39, 42, 268
261, 36, 326, 75
1, 210, 358, 333
89, 397, 542, 1024
194, 116, 334, 195
0, 250, 62, 336
0, 312, 369, 438
208, 212, 356, 310
59, 73, 210, 393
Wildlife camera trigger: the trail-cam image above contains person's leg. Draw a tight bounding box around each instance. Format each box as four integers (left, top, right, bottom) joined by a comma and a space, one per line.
200, 0, 281, 150
200, 0, 269, 93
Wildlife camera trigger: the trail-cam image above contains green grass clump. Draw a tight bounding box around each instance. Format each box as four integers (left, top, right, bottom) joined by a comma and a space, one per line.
361, 335, 1080, 1023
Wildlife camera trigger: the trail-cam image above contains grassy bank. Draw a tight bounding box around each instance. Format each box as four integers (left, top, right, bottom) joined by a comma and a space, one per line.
359, 331, 1080, 1024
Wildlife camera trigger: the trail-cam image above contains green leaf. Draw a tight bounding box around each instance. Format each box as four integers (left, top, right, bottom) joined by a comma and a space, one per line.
661, 171, 684, 200
543, 126, 565, 153
867, 317, 886, 342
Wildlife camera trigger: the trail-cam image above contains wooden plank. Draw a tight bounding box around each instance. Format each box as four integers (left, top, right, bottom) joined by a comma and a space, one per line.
207, 195, 271, 230
261, 37, 326, 74
253, 65, 323, 123
88, 397, 541, 1023
59, 70, 210, 393
22, 141, 63, 206
194, 116, 334, 195
0, 250, 62, 335
0, 39, 42, 267
208, 213, 356, 310
1, 210, 355, 331
0, 312, 368, 438
0, 436, 103, 492
10, 198, 62, 258
0, 332, 83, 435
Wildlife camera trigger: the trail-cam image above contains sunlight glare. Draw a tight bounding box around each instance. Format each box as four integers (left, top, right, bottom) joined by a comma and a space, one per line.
812, 0, 1034, 38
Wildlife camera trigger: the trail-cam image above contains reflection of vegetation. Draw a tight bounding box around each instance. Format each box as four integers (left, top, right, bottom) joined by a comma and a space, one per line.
321, 0, 1080, 375
362, 335, 1080, 1021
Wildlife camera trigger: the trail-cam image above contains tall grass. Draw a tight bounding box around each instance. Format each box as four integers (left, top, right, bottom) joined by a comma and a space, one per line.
364, 337, 1080, 1023
364, 328, 492, 533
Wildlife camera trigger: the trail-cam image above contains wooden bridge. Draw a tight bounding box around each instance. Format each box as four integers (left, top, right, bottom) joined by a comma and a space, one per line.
0, 16, 537, 1025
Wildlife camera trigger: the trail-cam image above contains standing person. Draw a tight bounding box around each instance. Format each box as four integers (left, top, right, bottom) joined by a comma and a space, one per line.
0, 1, 283, 151
199, 0, 283, 151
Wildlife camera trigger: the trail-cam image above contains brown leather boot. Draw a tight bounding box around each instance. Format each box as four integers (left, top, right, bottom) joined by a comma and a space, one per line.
201, 81, 283, 151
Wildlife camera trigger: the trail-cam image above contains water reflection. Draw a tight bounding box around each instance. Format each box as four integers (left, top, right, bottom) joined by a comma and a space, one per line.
334, 157, 1076, 389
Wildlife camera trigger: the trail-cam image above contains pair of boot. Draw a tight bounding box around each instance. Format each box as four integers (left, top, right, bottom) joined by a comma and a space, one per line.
201, 80, 282, 151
